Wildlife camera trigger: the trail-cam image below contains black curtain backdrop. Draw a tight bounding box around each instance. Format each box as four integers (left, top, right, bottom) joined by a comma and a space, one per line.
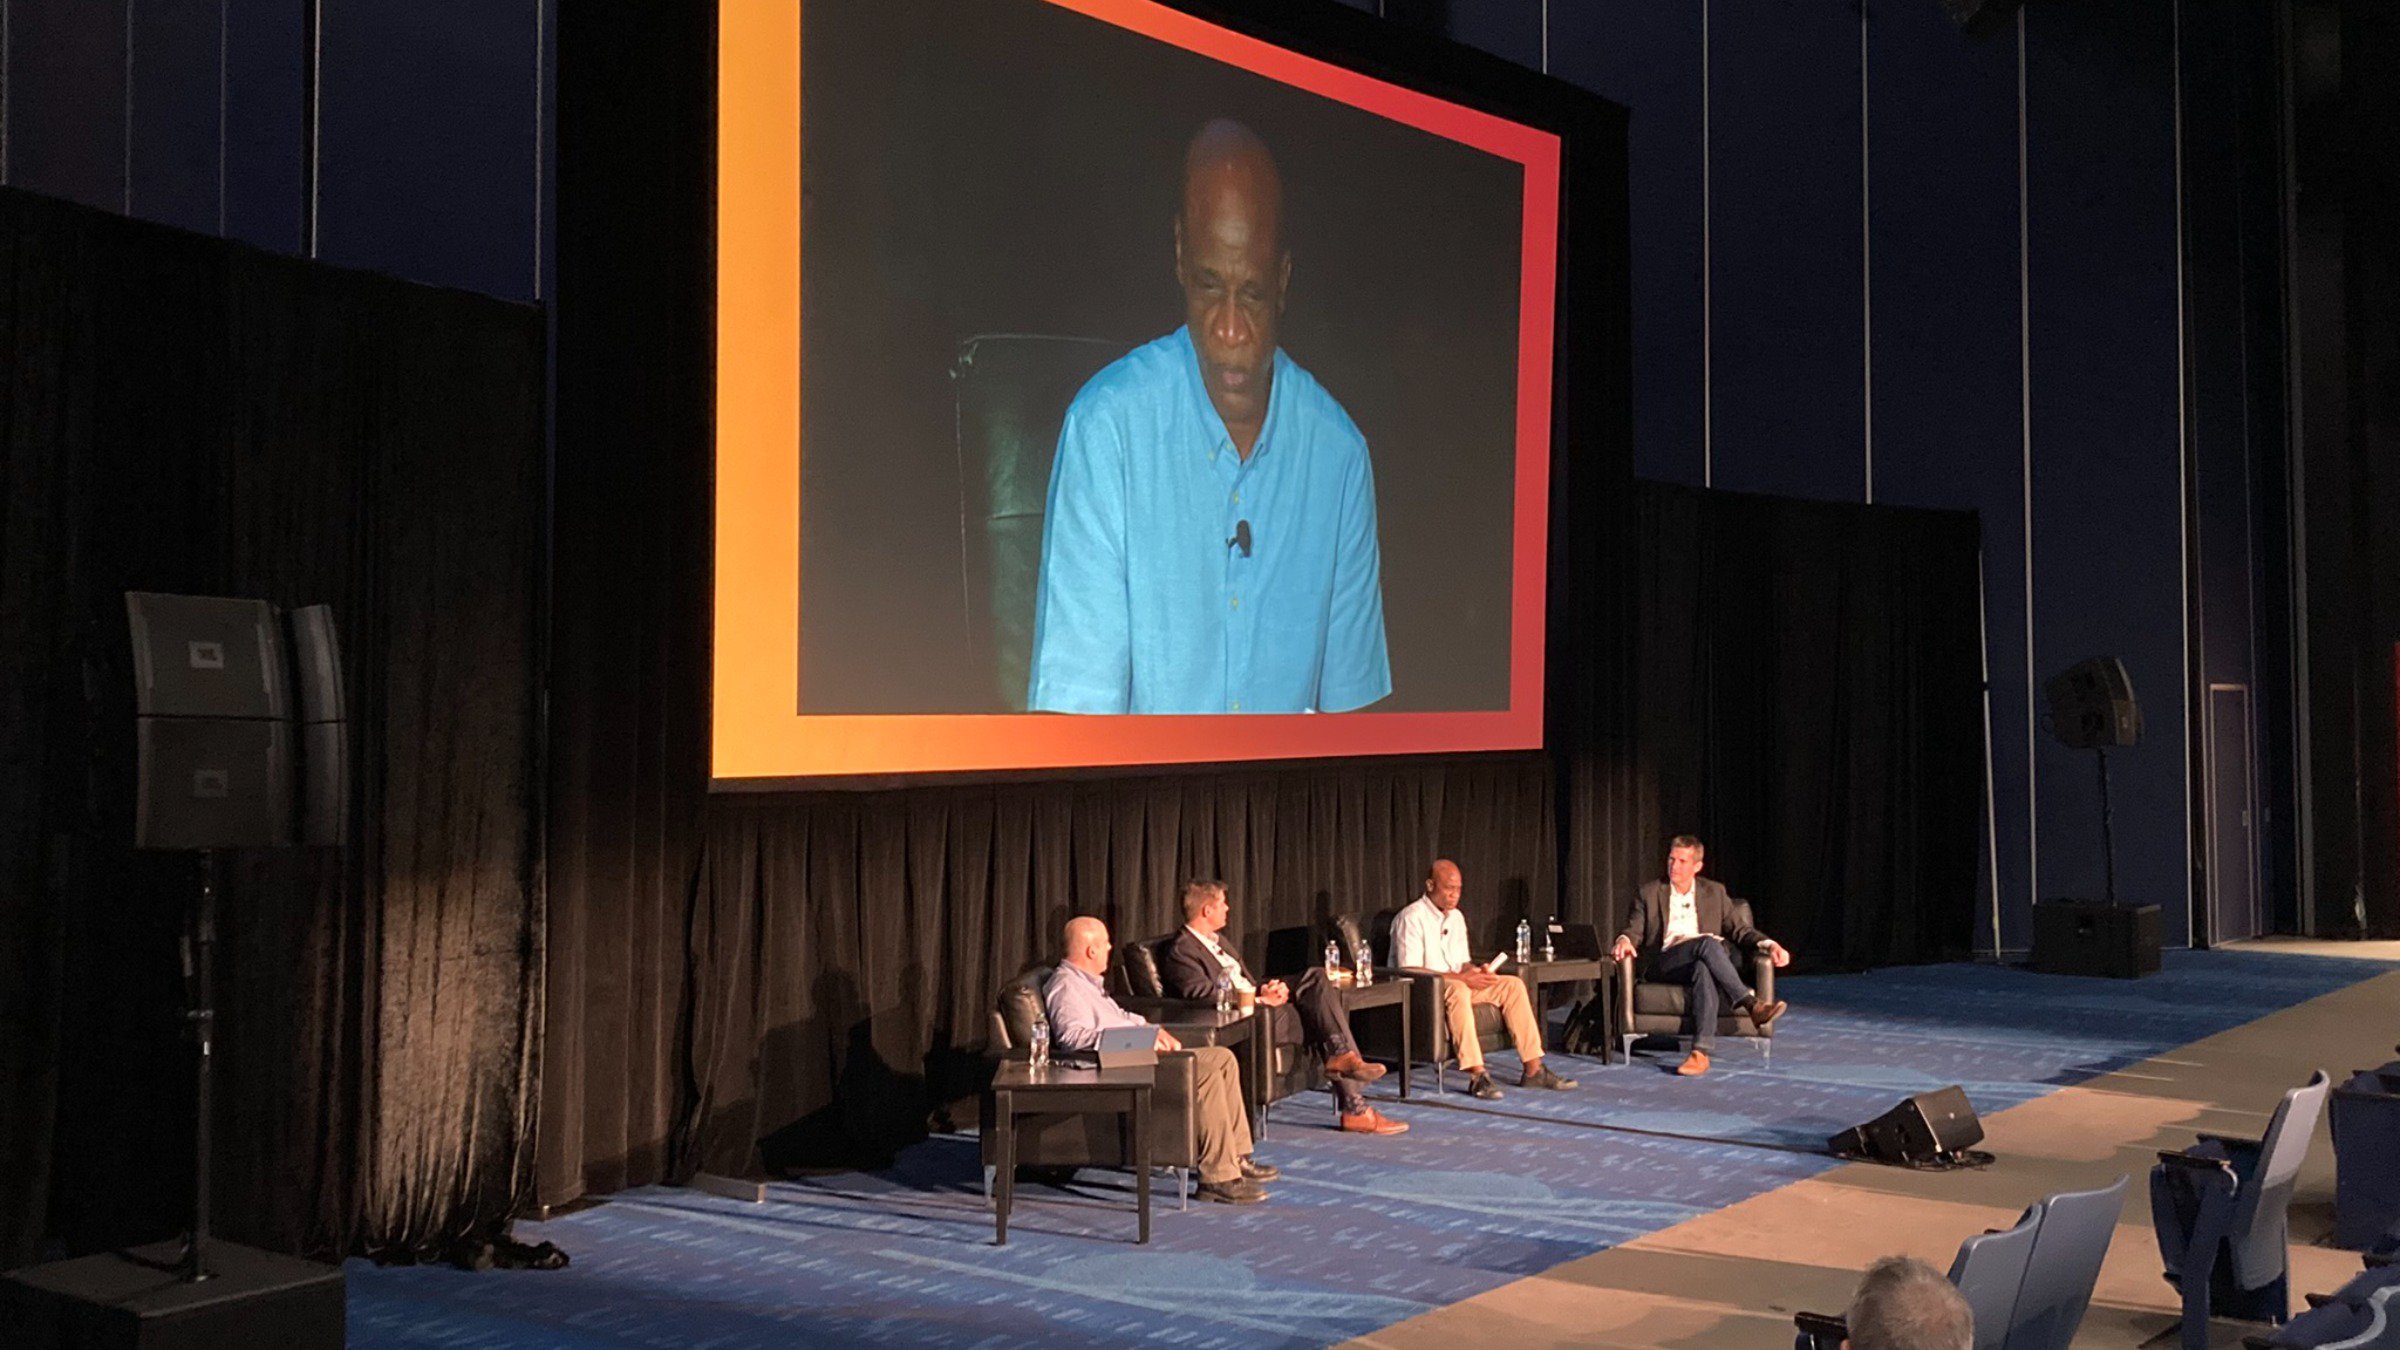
1631, 485, 1988, 968
543, 0, 1984, 1209
0, 187, 545, 1266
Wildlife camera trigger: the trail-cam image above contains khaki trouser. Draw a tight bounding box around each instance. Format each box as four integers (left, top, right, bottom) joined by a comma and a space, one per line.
1188, 1044, 1254, 1183
1439, 973, 1544, 1073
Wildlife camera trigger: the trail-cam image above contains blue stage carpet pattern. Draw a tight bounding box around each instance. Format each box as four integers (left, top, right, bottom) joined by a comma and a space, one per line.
348, 949, 2384, 1348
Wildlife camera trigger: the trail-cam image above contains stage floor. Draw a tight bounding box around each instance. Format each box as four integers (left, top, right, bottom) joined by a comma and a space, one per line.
347, 943, 2400, 1349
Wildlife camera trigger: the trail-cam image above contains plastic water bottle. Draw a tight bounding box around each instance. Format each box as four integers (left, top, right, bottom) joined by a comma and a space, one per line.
1516, 918, 1533, 965
1325, 939, 1343, 978
1355, 940, 1374, 987
1028, 1020, 1050, 1072
1215, 974, 1233, 1013
1541, 916, 1557, 963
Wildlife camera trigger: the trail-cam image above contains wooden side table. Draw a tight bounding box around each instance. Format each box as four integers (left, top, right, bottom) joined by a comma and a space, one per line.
989, 1061, 1154, 1245
1513, 957, 1615, 1063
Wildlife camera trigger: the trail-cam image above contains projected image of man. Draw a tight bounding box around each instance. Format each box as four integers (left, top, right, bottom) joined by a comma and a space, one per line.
1028, 119, 1392, 715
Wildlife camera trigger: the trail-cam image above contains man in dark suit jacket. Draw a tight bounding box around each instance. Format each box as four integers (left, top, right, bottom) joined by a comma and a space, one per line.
1611, 835, 1792, 1077
1162, 880, 1409, 1135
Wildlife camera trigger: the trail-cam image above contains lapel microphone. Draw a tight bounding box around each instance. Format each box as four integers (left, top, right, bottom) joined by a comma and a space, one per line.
1227, 519, 1252, 557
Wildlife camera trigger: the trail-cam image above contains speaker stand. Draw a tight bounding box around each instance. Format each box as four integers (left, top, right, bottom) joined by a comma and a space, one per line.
2093, 747, 2117, 906
178, 850, 221, 1284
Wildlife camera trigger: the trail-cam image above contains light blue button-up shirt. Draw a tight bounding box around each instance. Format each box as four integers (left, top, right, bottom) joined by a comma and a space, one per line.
1043, 961, 1149, 1053
1027, 327, 1392, 714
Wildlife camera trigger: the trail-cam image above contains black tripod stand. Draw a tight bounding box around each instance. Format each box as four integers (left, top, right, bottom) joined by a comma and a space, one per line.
2092, 746, 2118, 907
178, 850, 222, 1284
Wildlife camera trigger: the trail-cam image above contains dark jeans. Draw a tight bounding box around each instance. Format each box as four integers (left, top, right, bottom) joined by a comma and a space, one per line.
1646, 936, 1752, 1053
1263, 968, 1364, 1113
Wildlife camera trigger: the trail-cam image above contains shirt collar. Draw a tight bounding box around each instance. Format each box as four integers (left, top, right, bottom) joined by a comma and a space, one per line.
1174, 325, 1287, 464
1185, 924, 1224, 953
1059, 961, 1106, 989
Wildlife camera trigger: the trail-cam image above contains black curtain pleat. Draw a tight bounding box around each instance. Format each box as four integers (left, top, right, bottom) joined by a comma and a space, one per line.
1633, 484, 1986, 967
0, 186, 544, 1267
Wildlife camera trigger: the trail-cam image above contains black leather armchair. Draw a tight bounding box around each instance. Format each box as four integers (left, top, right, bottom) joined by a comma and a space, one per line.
1335, 911, 1505, 1094
1615, 900, 1777, 1065
981, 966, 1200, 1206
951, 333, 1131, 712
1110, 934, 1319, 1127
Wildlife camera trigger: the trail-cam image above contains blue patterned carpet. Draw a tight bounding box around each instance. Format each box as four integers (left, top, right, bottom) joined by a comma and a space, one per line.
348, 949, 2386, 1349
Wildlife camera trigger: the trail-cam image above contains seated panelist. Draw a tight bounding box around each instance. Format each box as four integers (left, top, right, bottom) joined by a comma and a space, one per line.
1610, 834, 1791, 1078
1159, 880, 1407, 1136
1390, 858, 1577, 1101
1045, 915, 1278, 1204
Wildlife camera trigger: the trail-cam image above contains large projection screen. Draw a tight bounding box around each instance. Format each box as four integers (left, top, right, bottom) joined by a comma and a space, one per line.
714, 0, 1561, 785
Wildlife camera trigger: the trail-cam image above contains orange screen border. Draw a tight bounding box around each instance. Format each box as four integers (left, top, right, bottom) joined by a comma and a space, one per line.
714, 0, 1561, 784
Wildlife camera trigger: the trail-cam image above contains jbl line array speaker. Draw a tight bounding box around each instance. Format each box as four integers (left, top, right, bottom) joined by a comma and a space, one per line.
2044, 656, 2142, 750
126, 592, 349, 850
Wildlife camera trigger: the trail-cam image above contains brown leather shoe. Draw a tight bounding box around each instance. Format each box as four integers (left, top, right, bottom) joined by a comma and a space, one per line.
1323, 1051, 1387, 1084
1339, 1107, 1410, 1135
1520, 1062, 1578, 1090
1195, 1177, 1268, 1205
1675, 1048, 1712, 1076
1745, 998, 1788, 1029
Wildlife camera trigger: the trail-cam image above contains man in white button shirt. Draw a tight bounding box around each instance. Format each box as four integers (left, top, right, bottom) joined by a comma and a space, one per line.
1389, 859, 1575, 1100
1610, 835, 1791, 1077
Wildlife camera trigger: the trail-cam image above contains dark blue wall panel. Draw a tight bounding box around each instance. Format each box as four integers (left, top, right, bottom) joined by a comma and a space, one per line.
2182, 0, 2276, 700
1445, 0, 1541, 72
1550, 0, 1707, 485
1708, 0, 1865, 501
128, 0, 221, 235
5, 0, 127, 212
1864, 1, 2029, 945
222, 0, 305, 255
2023, 0, 2187, 942
316, 0, 540, 301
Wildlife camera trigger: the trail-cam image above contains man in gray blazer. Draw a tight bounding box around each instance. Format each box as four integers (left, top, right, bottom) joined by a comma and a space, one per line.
1610, 835, 1792, 1076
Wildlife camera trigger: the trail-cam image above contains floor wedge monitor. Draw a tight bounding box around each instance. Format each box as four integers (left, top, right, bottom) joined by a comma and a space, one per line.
1830, 1086, 1987, 1166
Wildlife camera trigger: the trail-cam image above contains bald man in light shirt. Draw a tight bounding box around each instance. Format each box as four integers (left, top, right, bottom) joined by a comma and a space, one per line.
1044, 915, 1274, 1204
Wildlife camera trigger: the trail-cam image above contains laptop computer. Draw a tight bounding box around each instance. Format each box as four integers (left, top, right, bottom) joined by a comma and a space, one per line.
1543, 920, 1605, 961
1094, 1024, 1160, 1070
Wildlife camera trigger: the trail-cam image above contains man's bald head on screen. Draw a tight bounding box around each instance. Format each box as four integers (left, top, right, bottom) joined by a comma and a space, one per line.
1175, 118, 1291, 454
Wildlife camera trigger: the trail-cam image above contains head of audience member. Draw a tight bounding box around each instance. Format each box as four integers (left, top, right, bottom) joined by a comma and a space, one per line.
1843, 1255, 1973, 1350
1423, 859, 1464, 913
1182, 880, 1232, 936
1666, 834, 1706, 891
1062, 916, 1114, 975
1174, 118, 1290, 449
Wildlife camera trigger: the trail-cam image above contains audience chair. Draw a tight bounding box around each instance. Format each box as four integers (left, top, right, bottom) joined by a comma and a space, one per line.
981, 966, 1202, 1209
2010, 1174, 2129, 1349
1795, 1175, 2127, 1350
1616, 899, 1778, 1066
2153, 1070, 2335, 1350
2243, 1259, 2400, 1348
1796, 1202, 2043, 1350
951, 333, 1130, 711
1336, 911, 1506, 1095
1109, 933, 1320, 1129
2331, 1060, 2400, 1250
